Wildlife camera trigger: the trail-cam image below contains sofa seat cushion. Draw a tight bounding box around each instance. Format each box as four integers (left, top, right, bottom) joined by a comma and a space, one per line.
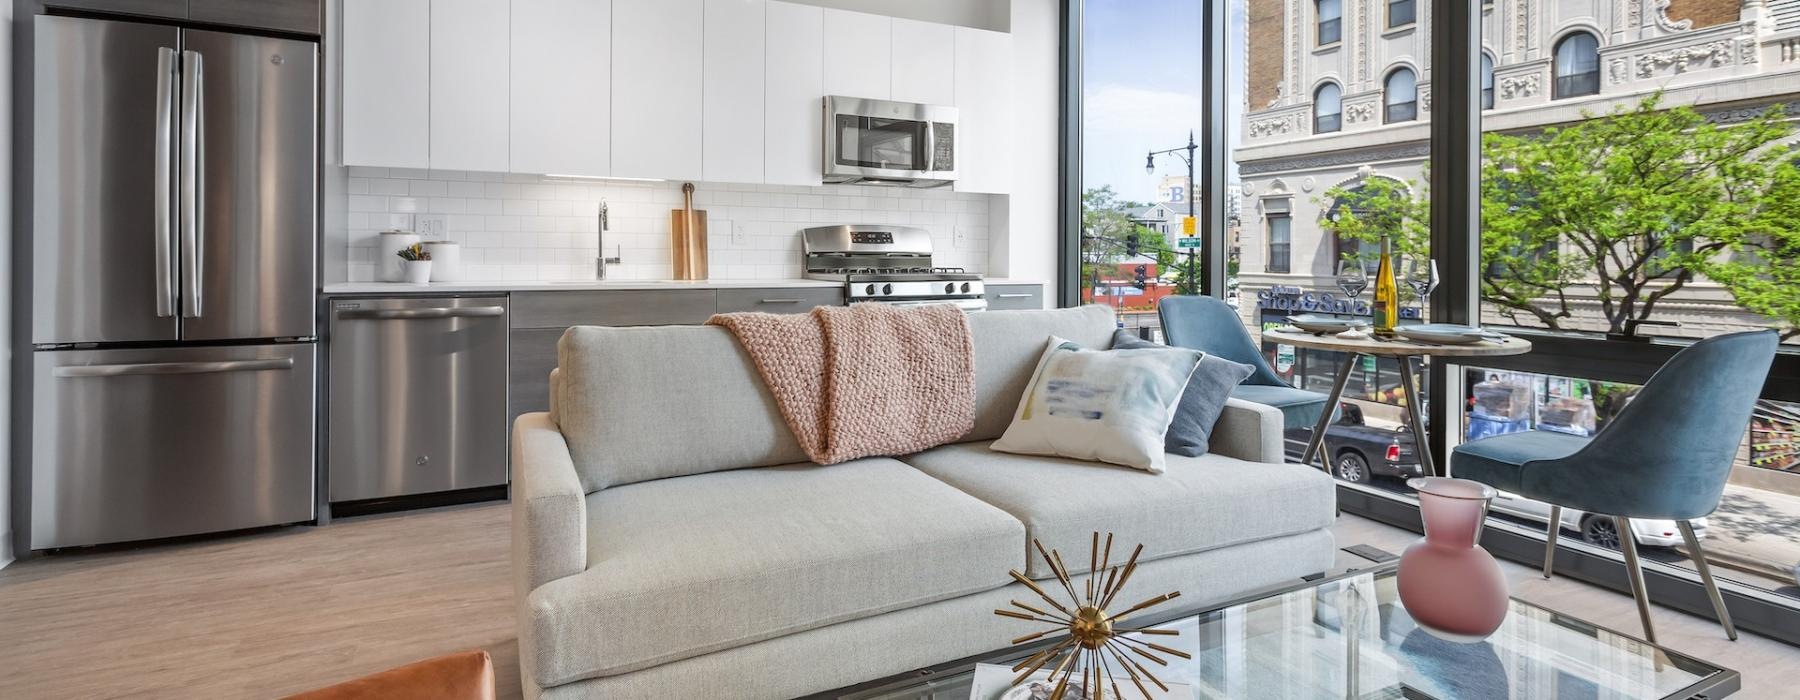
523, 457, 1025, 687
901, 442, 1335, 580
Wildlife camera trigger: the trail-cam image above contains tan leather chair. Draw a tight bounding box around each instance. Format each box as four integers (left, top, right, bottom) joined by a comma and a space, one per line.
282, 649, 495, 700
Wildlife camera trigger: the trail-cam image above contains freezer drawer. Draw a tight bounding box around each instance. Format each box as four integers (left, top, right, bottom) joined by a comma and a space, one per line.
31, 344, 316, 550
328, 297, 509, 503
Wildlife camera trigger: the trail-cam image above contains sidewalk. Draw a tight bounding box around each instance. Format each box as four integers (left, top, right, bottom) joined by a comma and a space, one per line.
1680, 484, 1800, 589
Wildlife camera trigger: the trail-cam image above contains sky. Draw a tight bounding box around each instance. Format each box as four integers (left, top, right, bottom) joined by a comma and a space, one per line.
1080, 0, 1248, 204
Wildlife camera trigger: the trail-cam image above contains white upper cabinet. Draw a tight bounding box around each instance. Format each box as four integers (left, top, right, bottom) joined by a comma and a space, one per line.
953, 26, 1012, 194
764, 1, 822, 186
343, 0, 429, 168
820, 9, 889, 100
613, 0, 704, 180
890, 18, 954, 107
512, 0, 610, 177
703, 0, 765, 184
429, 0, 510, 172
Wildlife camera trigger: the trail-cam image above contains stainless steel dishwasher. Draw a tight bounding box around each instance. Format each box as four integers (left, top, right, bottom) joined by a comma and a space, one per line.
328, 297, 510, 503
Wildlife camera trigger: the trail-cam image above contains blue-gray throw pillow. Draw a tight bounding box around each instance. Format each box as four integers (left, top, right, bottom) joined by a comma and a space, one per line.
1112, 329, 1253, 457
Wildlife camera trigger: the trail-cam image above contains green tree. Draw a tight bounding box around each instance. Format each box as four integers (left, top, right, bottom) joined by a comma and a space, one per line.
1081, 186, 1187, 297
1320, 94, 1798, 336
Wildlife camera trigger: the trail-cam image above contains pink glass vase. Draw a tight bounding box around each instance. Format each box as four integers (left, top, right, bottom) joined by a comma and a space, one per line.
1396, 477, 1509, 642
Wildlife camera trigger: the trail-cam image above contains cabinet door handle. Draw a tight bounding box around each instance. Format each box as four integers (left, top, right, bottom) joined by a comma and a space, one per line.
759, 298, 805, 304
996, 293, 1033, 299
338, 306, 507, 320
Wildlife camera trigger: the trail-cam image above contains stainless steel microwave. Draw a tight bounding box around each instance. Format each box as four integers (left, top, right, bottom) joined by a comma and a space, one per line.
822, 95, 958, 188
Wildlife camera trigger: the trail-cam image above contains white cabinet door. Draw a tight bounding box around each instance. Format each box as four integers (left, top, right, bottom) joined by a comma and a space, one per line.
512, 0, 610, 177
430, 0, 509, 172
703, 0, 764, 183
613, 0, 703, 180
820, 9, 888, 100
343, 0, 430, 168
890, 18, 953, 106
953, 26, 1012, 194
764, 1, 822, 186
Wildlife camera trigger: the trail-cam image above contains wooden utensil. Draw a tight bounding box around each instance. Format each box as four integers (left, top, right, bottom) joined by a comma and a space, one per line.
670, 182, 708, 280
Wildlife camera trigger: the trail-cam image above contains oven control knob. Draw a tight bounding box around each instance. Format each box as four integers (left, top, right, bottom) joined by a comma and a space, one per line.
960, 282, 971, 294
944, 282, 955, 294
881, 283, 893, 295
865, 283, 877, 296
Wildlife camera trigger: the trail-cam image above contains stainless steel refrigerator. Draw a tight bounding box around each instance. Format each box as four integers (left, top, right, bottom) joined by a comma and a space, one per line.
23, 15, 318, 550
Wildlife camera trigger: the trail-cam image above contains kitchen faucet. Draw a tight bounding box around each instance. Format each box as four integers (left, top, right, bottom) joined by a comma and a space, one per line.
597, 199, 621, 279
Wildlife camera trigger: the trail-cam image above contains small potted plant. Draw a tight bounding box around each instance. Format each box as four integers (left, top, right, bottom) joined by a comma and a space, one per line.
396, 243, 433, 284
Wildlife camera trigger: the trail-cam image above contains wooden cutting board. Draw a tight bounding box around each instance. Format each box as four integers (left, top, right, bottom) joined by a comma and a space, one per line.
670, 182, 708, 280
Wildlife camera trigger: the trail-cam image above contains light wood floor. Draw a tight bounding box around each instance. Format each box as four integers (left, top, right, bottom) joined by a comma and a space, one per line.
3, 502, 1797, 699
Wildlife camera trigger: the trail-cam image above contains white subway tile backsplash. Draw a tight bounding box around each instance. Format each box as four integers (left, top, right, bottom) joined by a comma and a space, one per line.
340, 171, 995, 282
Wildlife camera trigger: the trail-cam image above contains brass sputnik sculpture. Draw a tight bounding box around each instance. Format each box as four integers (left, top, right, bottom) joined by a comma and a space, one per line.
994, 532, 1190, 700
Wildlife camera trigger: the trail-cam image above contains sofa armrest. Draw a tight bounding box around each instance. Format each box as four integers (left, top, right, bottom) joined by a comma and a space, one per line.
512, 413, 588, 595
1211, 398, 1286, 463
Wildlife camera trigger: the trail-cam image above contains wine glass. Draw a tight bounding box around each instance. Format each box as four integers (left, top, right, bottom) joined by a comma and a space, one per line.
1336, 260, 1369, 334
1407, 257, 1439, 320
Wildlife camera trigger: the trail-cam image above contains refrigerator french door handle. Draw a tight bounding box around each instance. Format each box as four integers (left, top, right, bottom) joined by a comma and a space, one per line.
52, 358, 294, 378
154, 47, 178, 318
179, 49, 204, 318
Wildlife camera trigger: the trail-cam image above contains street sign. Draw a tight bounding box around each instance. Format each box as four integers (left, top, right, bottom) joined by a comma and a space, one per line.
1177, 237, 1201, 249
1181, 216, 1196, 235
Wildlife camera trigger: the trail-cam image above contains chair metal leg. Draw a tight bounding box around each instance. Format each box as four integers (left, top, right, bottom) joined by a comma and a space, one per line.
1679, 520, 1739, 641
1543, 505, 1561, 580
1616, 515, 1658, 645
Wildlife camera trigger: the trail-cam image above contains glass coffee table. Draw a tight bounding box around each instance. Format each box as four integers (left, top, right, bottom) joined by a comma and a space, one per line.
817, 563, 1738, 699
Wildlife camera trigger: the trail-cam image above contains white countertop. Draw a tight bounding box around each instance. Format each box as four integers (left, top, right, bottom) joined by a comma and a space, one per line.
323, 277, 1044, 295
322, 278, 845, 294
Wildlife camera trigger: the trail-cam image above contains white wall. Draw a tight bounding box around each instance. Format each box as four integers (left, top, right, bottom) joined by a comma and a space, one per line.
991, 0, 1060, 303
785, 0, 1009, 31
2, 0, 14, 570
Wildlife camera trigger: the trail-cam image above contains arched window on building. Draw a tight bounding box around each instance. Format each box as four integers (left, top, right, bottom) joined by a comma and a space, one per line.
1481, 53, 1495, 110
1314, 82, 1342, 133
1328, 184, 1408, 272
1384, 68, 1417, 123
1553, 32, 1601, 99
1317, 0, 1342, 45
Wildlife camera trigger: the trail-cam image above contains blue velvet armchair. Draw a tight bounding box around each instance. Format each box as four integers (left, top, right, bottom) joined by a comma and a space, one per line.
1452, 329, 1779, 642
1158, 296, 1328, 429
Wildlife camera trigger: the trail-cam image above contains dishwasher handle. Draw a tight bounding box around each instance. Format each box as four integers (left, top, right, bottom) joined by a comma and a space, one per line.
336, 306, 507, 321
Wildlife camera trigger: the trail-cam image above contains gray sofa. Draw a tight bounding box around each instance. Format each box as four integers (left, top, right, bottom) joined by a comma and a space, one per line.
511, 305, 1337, 699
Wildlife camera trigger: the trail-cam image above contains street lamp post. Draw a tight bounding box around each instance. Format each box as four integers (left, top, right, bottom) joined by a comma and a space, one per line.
1146, 130, 1200, 296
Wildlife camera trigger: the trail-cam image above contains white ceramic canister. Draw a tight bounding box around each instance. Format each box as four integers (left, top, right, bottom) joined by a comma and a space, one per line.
378, 230, 422, 282
422, 241, 462, 282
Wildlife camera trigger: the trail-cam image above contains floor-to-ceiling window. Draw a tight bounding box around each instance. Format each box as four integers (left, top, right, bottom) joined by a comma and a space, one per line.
1065, 0, 1800, 637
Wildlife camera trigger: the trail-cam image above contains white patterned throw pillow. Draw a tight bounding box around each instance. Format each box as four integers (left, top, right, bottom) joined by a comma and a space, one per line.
991, 335, 1202, 473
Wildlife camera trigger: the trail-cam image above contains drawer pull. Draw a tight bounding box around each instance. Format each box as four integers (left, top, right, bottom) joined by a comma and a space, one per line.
759, 298, 805, 304
996, 293, 1033, 299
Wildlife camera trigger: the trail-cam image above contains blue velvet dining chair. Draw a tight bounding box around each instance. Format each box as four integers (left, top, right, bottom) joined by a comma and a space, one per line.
1158, 296, 1328, 430
1452, 329, 1779, 643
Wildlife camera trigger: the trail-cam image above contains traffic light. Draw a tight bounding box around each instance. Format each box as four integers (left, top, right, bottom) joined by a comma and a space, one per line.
1125, 233, 1139, 257
1133, 265, 1148, 289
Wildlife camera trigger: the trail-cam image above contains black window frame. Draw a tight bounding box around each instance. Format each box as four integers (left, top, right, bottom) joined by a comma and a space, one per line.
1313, 82, 1343, 133
1553, 31, 1601, 100
1384, 67, 1418, 123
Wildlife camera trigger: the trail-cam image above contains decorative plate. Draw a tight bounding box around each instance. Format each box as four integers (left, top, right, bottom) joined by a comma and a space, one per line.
1288, 314, 1361, 334
1395, 324, 1500, 344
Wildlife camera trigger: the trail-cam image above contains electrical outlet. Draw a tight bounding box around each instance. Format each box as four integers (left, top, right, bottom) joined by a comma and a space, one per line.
416, 213, 449, 239
952, 224, 969, 249
730, 220, 747, 247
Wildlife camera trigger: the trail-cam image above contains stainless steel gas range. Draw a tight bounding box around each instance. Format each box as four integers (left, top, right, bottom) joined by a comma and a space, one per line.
802, 225, 986, 311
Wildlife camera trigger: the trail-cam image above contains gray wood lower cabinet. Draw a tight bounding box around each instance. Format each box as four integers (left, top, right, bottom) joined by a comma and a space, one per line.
716, 287, 844, 313
508, 328, 564, 422
984, 284, 1044, 310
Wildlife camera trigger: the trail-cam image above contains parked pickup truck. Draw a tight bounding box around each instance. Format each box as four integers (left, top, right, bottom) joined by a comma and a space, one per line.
1282, 402, 1425, 485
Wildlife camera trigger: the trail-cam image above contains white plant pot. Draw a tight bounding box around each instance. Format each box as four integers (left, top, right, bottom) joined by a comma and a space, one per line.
379, 231, 421, 281
401, 259, 433, 285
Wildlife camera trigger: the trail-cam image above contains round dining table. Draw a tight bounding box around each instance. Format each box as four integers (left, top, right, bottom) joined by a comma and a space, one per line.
1262, 327, 1532, 477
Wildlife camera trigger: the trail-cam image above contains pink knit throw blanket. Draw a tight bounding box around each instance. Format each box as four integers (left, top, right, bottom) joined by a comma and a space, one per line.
707, 303, 976, 465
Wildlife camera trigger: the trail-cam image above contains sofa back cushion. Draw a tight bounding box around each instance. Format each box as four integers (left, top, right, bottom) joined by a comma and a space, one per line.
553, 305, 1117, 492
